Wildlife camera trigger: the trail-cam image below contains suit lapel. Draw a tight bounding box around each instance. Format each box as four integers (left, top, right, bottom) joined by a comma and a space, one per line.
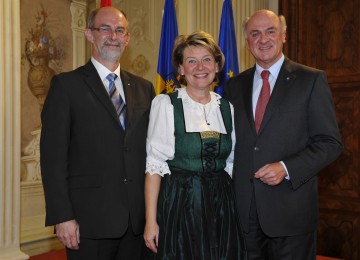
120, 70, 133, 134
83, 61, 122, 127
242, 68, 257, 134
259, 58, 296, 134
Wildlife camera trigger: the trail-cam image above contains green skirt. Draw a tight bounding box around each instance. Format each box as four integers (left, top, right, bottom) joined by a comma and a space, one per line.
154, 168, 247, 260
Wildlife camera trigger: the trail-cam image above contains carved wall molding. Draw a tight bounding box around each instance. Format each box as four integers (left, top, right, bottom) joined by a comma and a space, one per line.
131, 54, 151, 76
318, 213, 358, 259
129, 8, 148, 45
21, 130, 41, 182
71, 1, 87, 69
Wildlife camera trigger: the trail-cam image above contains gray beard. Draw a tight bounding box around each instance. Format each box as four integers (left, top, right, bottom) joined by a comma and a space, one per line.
100, 49, 121, 62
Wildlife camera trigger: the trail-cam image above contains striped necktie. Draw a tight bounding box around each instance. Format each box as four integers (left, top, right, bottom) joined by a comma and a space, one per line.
106, 73, 126, 129
255, 70, 270, 134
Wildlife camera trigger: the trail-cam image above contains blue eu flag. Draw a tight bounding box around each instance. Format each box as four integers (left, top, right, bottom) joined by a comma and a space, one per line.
216, 0, 239, 96
155, 0, 180, 95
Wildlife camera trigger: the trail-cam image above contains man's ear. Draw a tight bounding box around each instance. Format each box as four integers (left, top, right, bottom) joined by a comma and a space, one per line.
124, 33, 130, 47
282, 31, 287, 43
245, 39, 250, 50
85, 29, 94, 44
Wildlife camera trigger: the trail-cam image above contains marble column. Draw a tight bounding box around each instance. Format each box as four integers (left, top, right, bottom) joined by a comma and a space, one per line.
0, 0, 29, 259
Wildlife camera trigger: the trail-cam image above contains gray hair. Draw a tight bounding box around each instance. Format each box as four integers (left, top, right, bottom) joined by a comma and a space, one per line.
242, 11, 287, 38
87, 7, 128, 29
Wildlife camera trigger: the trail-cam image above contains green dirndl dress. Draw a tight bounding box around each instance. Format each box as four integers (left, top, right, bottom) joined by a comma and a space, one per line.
154, 92, 247, 260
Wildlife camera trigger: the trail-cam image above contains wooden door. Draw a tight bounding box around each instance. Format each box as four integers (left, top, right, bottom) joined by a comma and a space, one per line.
280, 0, 360, 259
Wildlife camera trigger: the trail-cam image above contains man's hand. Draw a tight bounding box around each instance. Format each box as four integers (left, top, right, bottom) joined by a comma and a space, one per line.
55, 220, 80, 250
254, 162, 287, 186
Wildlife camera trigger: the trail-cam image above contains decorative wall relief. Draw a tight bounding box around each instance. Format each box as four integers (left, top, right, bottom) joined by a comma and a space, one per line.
115, 1, 159, 84
24, 4, 64, 113
21, 4, 66, 183
129, 8, 146, 45
131, 54, 150, 77
21, 4, 65, 183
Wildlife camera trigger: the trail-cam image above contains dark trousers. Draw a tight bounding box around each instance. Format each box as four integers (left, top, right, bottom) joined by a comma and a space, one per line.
66, 219, 151, 260
244, 194, 316, 260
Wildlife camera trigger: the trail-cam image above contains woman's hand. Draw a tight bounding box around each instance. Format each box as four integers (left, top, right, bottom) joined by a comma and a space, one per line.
144, 221, 159, 253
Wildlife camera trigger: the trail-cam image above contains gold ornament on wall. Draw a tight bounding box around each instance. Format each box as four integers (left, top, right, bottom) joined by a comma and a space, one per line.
25, 4, 63, 112
131, 54, 150, 77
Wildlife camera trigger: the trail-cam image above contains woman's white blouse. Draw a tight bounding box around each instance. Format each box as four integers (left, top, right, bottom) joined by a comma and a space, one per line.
146, 88, 236, 177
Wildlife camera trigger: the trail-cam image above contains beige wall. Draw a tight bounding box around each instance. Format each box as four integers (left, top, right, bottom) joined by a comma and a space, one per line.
21, 0, 74, 152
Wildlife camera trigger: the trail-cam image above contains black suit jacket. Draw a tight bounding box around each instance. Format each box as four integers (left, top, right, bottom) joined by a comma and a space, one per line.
40, 60, 155, 238
224, 58, 342, 237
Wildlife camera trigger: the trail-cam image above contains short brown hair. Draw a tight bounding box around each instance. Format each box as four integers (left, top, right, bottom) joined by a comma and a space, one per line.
172, 31, 225, 85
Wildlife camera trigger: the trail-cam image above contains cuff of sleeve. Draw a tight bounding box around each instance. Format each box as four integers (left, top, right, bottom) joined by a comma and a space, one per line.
280, 161, 290, 180
146, 161, 171, 177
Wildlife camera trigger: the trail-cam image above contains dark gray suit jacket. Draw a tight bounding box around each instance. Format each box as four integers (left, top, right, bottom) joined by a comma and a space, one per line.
40, 60, 155, 238
224, 58, 342, 237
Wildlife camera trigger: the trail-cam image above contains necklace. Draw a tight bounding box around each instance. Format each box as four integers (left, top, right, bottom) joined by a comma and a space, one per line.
203, 105, 210, 125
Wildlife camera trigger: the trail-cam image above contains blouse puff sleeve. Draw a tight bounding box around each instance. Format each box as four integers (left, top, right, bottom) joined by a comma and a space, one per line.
145, 94, 174, 176
145, 93, 236, 178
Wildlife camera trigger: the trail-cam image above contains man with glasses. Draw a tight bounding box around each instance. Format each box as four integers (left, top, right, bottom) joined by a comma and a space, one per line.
40, 6, 155, 260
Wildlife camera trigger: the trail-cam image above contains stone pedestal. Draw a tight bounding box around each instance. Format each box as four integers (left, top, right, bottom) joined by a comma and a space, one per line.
20, 130, 63, 256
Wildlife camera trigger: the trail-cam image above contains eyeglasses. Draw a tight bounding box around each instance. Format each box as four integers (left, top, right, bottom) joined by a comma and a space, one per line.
91, 26, 128, 37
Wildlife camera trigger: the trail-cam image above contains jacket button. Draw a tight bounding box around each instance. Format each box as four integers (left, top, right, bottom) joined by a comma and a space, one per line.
249, 178, 254, 183
254, 146, 260, 151
123, 178, 128, 184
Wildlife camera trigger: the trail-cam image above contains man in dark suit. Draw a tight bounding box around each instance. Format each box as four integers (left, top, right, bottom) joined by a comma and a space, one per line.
40, 6, 155, 260
224, 9, 343, 259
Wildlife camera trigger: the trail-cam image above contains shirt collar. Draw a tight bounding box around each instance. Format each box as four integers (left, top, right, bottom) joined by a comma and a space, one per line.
91, 57, 121, 81
255, 54, 285, 79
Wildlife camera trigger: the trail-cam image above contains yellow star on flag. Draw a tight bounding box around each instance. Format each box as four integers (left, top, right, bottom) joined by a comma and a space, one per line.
227, 70, 234, 78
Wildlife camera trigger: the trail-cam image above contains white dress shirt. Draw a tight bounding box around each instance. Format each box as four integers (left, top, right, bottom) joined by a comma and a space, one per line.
91, 57, 126, 104
252, 55, 290, 179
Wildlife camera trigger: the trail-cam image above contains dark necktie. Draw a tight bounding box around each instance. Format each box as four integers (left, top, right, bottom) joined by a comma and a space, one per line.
255, 70, 270, 133
106, 73, 126, 129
